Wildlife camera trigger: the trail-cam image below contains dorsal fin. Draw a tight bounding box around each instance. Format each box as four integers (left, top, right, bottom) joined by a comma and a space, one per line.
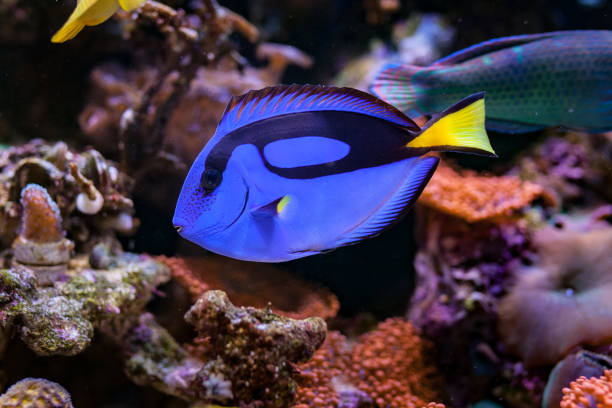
216, 84, 420, 136
433, 32, 565, 66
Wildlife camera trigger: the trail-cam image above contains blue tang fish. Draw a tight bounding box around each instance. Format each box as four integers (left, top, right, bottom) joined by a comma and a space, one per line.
173, 85, 495, 262
371, 31, 612, 133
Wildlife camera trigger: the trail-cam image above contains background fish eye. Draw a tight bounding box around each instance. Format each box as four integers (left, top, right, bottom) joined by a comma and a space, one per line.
200, 168, 222, 191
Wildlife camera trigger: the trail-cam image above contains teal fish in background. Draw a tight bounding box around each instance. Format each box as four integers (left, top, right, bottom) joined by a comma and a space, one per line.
173, 85, 495, 262
370, 31, 612, 133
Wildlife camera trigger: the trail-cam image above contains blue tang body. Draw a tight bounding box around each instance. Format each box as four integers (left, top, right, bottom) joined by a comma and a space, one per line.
173, 85, 495, 262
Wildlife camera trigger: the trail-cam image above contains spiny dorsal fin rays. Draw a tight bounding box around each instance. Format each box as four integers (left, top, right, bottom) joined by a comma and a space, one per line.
216, 85, 421, 138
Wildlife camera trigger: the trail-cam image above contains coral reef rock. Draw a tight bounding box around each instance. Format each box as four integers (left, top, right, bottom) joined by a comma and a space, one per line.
498, 226, 612, 367
0, 242, 170, 356
295, 318, 443, 408
185, 290, 327, 407
0, 140, 135, 249
0, 377, 73, 408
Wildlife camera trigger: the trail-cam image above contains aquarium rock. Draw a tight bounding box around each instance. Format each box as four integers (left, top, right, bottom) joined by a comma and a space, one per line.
0, 242, 170, 356
185, 290, 327, 407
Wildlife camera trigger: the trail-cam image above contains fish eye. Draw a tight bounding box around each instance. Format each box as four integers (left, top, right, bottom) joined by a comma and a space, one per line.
201, 168, 222, 191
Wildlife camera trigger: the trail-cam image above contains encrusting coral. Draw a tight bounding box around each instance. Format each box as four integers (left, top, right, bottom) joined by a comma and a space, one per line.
418, 161, 545, 222
561, 369, 612, 408
514, 132, 612, 207
498, 225, 612, 367
294, 318, 443, 408
159, 255, 340, 320
0, 377, 73, 408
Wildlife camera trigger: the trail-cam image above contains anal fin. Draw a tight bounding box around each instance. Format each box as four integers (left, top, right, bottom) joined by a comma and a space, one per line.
332, 156, 439, 248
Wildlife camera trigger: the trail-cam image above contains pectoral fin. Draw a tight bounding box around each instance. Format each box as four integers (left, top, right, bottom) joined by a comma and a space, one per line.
250, 196, 291, 218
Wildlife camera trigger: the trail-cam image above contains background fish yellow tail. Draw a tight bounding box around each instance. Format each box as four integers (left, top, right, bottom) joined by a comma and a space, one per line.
407, 92, 496, 157
52, 0, 147, 43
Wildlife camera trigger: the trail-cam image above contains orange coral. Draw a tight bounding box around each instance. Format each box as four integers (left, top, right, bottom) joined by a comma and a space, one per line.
418, 161, 544, 222
158, 255, 339, 320
20, 184, 63, 243
561, 369, 612, 408
294, 318, 444, 408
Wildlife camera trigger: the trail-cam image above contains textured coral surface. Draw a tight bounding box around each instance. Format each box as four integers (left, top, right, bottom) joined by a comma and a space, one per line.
0, 377, 73, 408
561, 369, 612, 408
295, 318, 443, 408
419, 162, 543, 222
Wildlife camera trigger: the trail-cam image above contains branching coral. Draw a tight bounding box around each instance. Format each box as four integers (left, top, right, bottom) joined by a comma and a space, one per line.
561, 369, 612, 408
186, 290, 327, 407
294, 318, 443, 408
498, 226, 612, 367
0, 377, 73, 408
418, 161, 545, 222
159, 255, 339, 320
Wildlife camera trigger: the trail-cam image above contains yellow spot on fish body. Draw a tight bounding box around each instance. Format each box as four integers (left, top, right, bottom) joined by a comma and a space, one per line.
51, 0, 147, 43
277, 195, 291, 214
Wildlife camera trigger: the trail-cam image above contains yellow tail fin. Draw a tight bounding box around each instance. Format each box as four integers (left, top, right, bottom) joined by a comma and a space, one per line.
118, 0, 147, 11
406, 92, 496, 157
51, 16, 85, 43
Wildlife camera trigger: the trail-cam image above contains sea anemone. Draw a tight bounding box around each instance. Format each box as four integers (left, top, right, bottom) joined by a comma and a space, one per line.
498, 226, 612, 366
0, 377, 73, 408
